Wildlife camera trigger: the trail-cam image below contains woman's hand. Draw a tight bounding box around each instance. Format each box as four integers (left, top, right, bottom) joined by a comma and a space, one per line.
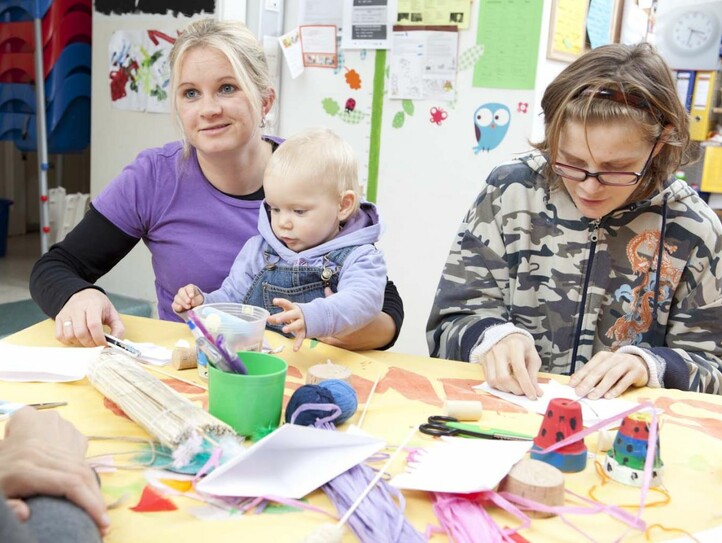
54, 289, 124, 347
0, 408, 109, 534
481, 333, 543, 400
317, 312, 396, 351
569, 351, 648, 399
315, 287, 396, 351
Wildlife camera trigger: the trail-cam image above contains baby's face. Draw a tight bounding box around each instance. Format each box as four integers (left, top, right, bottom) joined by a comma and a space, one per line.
264, 173, 342, 252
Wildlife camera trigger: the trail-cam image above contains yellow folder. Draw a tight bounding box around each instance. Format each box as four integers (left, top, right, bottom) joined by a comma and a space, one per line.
690, 71, 717, 141
700, 145, 722, 193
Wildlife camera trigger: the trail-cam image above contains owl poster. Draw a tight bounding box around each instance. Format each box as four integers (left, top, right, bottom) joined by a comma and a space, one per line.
472, 102, 511, 153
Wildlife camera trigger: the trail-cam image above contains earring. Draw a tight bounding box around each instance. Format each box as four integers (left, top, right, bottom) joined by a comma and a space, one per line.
259, 117, 267, 128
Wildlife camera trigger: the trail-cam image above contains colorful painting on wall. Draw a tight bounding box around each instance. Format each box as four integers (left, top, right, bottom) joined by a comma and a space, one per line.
108, 29, 177, 113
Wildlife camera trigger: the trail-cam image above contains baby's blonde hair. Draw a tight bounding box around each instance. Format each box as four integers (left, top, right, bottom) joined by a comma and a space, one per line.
265, 128, 362, 215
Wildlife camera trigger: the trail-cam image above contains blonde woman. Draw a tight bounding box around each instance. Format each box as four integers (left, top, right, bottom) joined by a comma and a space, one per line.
31, 20, 403, 350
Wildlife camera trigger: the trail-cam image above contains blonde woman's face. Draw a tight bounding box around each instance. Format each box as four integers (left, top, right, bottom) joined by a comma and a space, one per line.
175, 47, 260, 159
556, 120, 656, 219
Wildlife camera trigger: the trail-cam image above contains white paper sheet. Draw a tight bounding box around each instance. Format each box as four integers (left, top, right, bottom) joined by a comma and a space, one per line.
127, 342, 172, 366
0, 343, 103, 382
474, 380, 638, 426
391, 437, 532, 493
196, 424, 385, 499
299, 0, 343, 26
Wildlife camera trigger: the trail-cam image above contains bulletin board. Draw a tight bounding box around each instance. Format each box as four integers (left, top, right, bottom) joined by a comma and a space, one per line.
547, 0, 589, 62
585, 0, 623, 49
547, 0, 624, 62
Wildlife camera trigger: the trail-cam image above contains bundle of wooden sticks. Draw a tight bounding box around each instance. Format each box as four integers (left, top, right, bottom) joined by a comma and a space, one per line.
87, 350, 237, 466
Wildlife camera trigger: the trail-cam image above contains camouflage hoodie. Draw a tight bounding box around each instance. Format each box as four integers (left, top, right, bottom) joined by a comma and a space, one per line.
427, 152, 722, 394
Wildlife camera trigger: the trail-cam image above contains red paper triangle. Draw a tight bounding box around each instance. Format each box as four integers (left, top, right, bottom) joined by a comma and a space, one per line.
130, 485, 178, 512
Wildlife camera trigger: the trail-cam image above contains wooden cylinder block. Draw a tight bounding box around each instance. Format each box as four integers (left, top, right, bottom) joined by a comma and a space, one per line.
498, 458, 565, 518
171, 346, 197, 370
306, 361, 352, 385
443, 400, 483, 420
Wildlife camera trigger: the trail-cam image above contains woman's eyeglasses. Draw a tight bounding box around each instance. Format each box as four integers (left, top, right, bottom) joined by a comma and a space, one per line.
552, 142, 657, 187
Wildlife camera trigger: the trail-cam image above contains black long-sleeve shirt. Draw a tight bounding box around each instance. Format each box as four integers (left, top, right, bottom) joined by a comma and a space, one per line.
30, 205, 404, 349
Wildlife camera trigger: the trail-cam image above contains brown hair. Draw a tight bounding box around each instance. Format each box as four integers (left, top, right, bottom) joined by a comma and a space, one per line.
533, 42, 701, 202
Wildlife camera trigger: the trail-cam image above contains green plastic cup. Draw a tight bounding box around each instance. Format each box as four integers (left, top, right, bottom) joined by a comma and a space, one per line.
208, 352, 288, 437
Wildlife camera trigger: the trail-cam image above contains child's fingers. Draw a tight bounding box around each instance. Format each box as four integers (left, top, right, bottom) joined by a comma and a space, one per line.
273, 298, 295, 312
172, 297, 187, 313
178, 285, 203, 308
282, 319, 304, 335
291, 328, 306, 351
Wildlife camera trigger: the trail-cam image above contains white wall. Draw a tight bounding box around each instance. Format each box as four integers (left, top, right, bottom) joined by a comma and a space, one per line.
278, 0, 567, 356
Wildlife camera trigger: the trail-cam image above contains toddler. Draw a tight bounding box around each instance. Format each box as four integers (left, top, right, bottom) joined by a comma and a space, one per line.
173, 127, 387, 351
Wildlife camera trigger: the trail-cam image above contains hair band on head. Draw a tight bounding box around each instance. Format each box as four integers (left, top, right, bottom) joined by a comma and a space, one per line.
578, 88, 665, 124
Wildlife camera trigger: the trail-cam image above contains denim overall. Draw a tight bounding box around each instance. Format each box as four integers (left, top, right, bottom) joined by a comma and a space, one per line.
243, 245, 358, 336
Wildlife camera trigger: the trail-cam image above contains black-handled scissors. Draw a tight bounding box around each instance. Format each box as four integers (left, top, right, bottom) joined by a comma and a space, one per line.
419, 415, 534, 441
419, 415, 496, 439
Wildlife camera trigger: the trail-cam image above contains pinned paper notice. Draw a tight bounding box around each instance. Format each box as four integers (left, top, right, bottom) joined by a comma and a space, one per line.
278, 28, 304, 79
0, 343, 103, 382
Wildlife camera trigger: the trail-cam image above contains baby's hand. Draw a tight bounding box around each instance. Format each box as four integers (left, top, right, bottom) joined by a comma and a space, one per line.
172, 284, 204, 313
268, 298, 307, 351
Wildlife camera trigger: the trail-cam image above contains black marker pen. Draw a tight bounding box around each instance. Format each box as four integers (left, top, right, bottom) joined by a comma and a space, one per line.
105, 334, 142, 358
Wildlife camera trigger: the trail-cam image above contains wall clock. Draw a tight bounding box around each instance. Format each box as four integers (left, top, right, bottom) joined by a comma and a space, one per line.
655, 3, 722, 70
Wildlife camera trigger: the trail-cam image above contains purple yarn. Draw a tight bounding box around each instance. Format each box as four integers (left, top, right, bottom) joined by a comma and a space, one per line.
312, 420, 425, 543
290, 403, 341, 426
322, 456, 425, 542
286, 383, 418, 541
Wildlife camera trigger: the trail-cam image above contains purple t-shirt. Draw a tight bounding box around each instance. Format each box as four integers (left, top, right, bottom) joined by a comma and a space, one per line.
93, 141, 264, 321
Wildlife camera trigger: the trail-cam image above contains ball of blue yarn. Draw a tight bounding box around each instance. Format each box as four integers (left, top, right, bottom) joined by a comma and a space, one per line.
285, 384, 336, 426
285, 380, 358, 426
318, 379, 358, 424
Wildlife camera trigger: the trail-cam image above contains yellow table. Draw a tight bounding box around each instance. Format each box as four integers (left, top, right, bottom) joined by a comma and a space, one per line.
3, 315, 722, 542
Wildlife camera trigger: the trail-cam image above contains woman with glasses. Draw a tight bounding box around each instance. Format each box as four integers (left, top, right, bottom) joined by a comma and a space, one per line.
427, 43, 722, 399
